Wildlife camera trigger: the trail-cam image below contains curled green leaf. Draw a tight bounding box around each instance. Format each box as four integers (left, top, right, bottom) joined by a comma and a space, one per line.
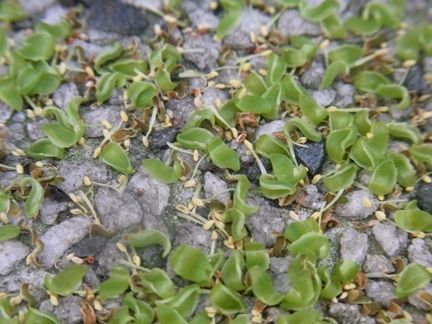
320, 60, 349, 89
249, 266, 284, 305
389, 151, 416, 188
299, 93, 328, 126
169, 245, 214, 287
176, 127, 213, 151
233, 175, 258, 216
142, 158, 181, 184
95, 42, 123, 72
299, 0, 338, 22
127, 81, 158, 109
387, 123, 421, 144
221, 250, 245, 291
140, 268, 176, 299
284, 117, 322, 142
209, 282, 245, 315
326, 127, 358, 163
20, 177, 44, 218
96, 72, 125, 104
323, 163, 358, 192
410, 143, 432, 167
127, 229, 171, 257
256, 134, 289, 158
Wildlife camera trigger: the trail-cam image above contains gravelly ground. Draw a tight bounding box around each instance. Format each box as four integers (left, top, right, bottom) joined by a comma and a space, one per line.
1, 0, 432, 323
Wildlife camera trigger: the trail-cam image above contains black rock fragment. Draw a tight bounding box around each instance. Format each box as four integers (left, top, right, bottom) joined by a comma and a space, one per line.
84, 0, 159, 36
294, 141, 325, 176
417, 183, 432, 214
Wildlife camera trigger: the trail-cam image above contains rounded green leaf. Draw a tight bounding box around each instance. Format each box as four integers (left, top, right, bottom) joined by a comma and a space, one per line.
100, 142, 133, 175
26, 139, 64, 160
282, 48, 308, 68
18, 32, 54, 61
215, 0, 244, 39
42, 123, 78, 149
209, 282, 245, 315
323, 163, 358, 192
354, 71, 390, 94
169, 245, 214, 287
140, 268, 176, 299
395, 263, 432, 298
256, 134, 289, 158
156, 304, 187, 324
299, 93, 328, 126
0, 224, 20, 243
329, 44, 363, 66
249, 266, 284, 305
260, 174, 297, 199
394, 209, 432, 233
0, 77, 23, 111
236, 95, 272, 115
244, 242, 270, 271
44, 264, 87, 296
345, 16, 381, 35
389, 151, 416, 188
127, 229, 171, 257
157, 284, 201, 318
24, 308, 59, 324
283, 218, 319, 243
287, 232, 329, 260
276, 310, 326, 324
368, 160, 397, 196
0, 0, 26, 22
142, 158, 181, 184
98, 266, 130, 300
207, 137, 240, 171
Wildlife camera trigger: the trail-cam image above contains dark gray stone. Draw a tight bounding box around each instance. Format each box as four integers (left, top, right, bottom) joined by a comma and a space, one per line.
148, 127, 179, 150
73, 236, 108, 257
404, 64, 428, 93
335, 190, 378, 220
417, 183, 432, 214
40, 295, 82, 324
408, 238, 432, 267
85, 0, 159, 36
246, 196, 289, 247
365, 280, 395, 307
94, 187, 143, 232
0, 241, 30, 275
373, 223, 408, 257
340, 228, 368, 266
363, 254, 395, 274
39, 217, 91, 268
294, 141, 325, 175
329, 303, 375, 324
